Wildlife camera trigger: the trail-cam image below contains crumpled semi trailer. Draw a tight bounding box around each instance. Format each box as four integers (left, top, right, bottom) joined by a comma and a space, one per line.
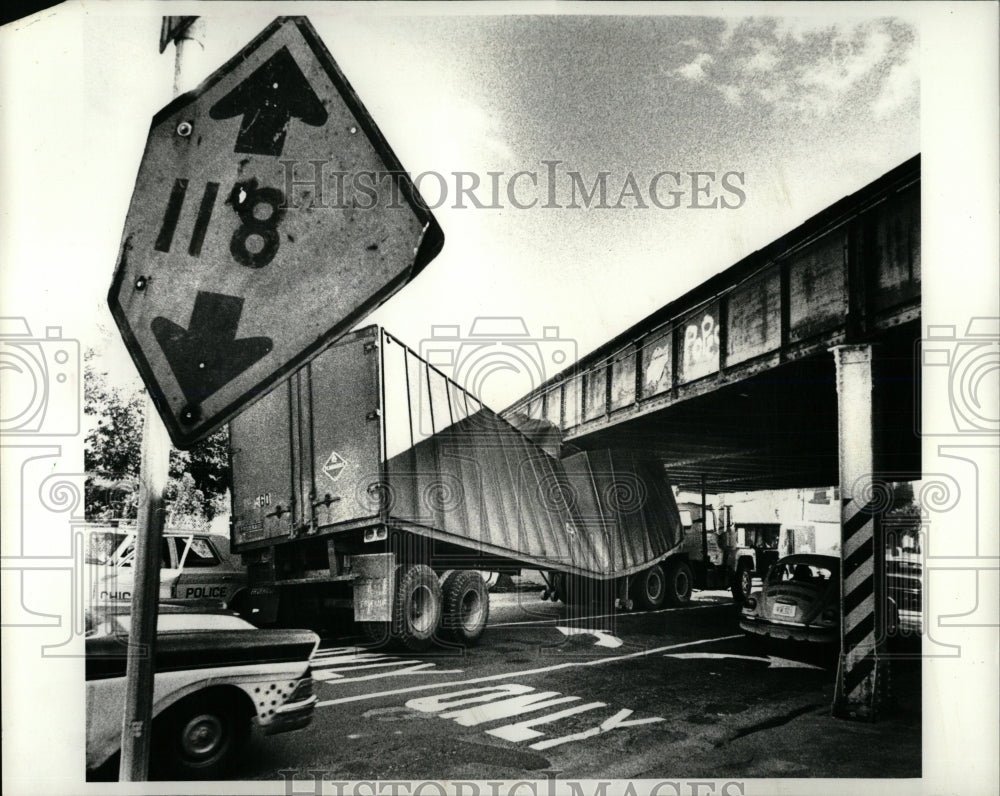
230, 326, 683, 648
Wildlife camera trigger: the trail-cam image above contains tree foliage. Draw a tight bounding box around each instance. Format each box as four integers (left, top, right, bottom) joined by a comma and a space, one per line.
84, 350, 230, 525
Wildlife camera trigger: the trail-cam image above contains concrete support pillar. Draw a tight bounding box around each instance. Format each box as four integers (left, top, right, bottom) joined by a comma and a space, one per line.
831, 344, 889, 720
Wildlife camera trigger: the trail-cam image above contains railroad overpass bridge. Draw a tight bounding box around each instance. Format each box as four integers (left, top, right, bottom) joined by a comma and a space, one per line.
503, 155, 921, 494
502, 155, 921, 721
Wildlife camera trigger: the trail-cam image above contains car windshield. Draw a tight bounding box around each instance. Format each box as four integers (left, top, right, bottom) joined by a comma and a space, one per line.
111, 613, 253, 635
768, 560, 836, 584
85, 531, 130, 565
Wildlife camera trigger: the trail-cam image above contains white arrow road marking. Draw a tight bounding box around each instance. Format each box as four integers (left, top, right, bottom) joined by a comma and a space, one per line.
555, 627, 623, 648
663, 652, 824, 670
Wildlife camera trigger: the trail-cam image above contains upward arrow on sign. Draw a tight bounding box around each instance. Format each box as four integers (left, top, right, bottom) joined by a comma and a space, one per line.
209, 45, 328, 156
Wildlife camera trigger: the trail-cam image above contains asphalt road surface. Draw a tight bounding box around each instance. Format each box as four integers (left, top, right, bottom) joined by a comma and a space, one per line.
237, 589, 921, 783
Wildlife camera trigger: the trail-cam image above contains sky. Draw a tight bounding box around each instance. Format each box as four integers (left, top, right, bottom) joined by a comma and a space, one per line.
1, 3, 923, 413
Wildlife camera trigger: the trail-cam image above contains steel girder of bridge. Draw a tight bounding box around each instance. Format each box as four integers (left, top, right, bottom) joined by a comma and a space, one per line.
502, 155, 922, 722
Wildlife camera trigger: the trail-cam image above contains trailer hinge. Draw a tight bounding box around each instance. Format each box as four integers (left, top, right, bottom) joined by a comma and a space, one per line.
366, 409, 381, 422
314, 493, 342, 508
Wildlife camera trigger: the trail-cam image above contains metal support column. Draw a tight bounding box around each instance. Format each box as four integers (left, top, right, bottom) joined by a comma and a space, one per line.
119, 17, 205, 781
831, 344, 888, 720
700, 475, 710, 582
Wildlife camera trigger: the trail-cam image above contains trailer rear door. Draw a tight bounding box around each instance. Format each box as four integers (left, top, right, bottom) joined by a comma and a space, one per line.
230, 380, 297, 546
306, 327, 383, 528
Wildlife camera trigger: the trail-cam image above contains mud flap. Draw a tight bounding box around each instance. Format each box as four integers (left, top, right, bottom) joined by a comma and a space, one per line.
247, 586, 280, 625
352, 553, 397, 622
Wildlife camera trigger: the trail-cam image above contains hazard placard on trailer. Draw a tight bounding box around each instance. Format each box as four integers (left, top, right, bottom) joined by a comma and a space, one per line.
109, 16, 443, 448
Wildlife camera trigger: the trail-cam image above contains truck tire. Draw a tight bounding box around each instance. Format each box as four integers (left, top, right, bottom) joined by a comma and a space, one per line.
663, 559, 693, 606
441, 570, 489, 645
392, 564, 443, 652
633, 564, 666, 610
731, 563, 753, 604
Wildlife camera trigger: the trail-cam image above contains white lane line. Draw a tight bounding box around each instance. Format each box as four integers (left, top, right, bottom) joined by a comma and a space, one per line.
315, 659, 418, 675
315, 646, 368, 656
311, 656, 402, 670
490, 602, 719, 628
323, 663, 465, 683
315, 633, 742, 707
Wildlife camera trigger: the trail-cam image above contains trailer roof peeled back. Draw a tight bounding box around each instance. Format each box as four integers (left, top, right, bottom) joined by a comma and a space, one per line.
230, 326, 683, 580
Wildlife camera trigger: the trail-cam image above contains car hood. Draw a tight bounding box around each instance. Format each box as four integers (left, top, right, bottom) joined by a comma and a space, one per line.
86, 628, 318, 681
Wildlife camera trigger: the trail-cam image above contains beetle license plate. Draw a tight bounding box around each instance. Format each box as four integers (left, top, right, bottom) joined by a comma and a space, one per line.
772, 602, 796, 618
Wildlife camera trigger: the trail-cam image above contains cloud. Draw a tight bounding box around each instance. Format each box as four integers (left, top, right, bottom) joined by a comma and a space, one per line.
799, 25, 892, 95
695, 19, 917, 119
872, 46, 919, 117
746, 45, 780, 72
677, 52, 714, 82
718, 84, 744, 105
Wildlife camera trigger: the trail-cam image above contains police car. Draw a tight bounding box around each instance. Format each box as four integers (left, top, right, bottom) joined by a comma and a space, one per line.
86, 605, 318, 779
86, 525, 248, 611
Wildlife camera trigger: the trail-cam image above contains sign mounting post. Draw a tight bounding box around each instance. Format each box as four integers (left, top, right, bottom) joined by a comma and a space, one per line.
110, 16, 443, 448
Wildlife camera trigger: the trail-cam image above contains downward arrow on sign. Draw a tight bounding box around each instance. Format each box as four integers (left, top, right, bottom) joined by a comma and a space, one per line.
209, 45, 328, 156
151, 292, 273, 405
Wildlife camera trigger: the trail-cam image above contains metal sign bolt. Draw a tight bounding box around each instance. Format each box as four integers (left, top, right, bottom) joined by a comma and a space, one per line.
134, 276, 148, 291
176, 120, 193, 137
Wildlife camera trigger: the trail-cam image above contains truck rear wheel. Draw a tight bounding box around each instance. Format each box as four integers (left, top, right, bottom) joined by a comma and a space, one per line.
731, 563, 753, 604
441, 570, 489, 645
633, 564, 666, 610
663, 560, 693, 606
392, 564, 443, 652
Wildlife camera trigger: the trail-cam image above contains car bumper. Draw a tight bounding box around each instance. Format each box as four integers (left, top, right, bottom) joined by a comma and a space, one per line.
261, 694, 318, 735
897, 609, 923, 634
740, 616, 837, 644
